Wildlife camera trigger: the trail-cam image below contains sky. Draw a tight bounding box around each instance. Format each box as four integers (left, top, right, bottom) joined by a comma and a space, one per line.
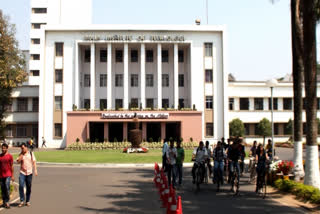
0, 0, 311, 81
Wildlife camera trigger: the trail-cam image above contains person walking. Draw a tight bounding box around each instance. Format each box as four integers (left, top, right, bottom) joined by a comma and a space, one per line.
175, 139, 185, 187
0, 143, 14, 208
16, 143, 38, 207
166, 139, 177, 189
41, 137, 47, 148
162, 139, 168, 172
29, 137, 34, 151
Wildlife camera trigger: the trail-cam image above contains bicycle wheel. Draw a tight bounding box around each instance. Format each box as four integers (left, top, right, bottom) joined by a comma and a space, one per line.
196, 168, 201, 191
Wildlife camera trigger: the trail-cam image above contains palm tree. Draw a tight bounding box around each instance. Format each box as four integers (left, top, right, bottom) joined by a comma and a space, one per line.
302, 0, 320, 188
291, 0, 304, 179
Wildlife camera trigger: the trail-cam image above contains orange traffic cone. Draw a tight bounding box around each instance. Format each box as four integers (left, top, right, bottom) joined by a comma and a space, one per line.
166, 193, 177, 214
176, 196, 183, 214
161, 184, 170, 208
167, 185, 176, 209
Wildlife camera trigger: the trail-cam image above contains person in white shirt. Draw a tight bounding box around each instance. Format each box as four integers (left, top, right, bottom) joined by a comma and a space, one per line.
166, 139, 177, 188
191, 141, 208, 184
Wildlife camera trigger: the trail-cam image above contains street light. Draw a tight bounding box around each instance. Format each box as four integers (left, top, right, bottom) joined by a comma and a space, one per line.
266, 78, 278, 162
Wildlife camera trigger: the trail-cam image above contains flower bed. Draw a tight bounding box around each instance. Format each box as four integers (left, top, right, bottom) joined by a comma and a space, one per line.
274, 179, 320, 204
276, 160, 294, 175
123, 147, 149, 153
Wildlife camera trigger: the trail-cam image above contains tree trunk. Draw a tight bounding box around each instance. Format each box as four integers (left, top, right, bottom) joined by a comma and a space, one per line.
291, 0, 304, 179
303, 0, 320, 189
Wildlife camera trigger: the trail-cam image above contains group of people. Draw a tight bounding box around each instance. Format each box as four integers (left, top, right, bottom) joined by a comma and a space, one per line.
0, 143, 38, 209
162, 137, 273, 193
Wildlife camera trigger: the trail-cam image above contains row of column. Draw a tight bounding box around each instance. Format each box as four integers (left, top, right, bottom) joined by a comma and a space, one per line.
75, 42, 180, 110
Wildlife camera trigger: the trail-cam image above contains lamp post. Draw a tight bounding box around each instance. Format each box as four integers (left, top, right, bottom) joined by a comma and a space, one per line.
266, 78, 278, 162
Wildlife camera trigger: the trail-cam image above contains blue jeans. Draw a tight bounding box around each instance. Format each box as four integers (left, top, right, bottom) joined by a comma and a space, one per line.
19, 173, 33, 203
229, 161, 240, 183
0, 177, 11, 203
167, 164, 176, 188
214, 160, 224, 183
175, 164, 183, 185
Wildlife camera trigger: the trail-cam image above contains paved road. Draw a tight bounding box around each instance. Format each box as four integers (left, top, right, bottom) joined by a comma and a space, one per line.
4, 166, 305, 214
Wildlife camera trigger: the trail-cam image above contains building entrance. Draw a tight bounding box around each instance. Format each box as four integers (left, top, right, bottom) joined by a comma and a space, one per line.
146, 123, 161, 142
165, 122, 181, 141
109, 122, 123, 142
89, 122, 104, 142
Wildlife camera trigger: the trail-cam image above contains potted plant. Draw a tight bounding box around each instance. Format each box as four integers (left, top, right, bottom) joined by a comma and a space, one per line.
277, 160, 294, 179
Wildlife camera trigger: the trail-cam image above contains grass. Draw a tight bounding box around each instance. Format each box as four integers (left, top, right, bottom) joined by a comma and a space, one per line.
13, 149, 194, 164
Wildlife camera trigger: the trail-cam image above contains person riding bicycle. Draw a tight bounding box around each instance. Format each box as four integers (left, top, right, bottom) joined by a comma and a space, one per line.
227, 138, 242, 192
205, 141, 213, 177
213, 141, 226, 184
248, 141, 258, 183
255, 143, 269, 193
192, 141, 208, 184
266, 139, 273, 159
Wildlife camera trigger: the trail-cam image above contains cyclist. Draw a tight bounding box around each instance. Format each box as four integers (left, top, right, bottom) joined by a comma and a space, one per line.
192, 141, 208, 184
205, 141, 213, 177
228, 138, 242, 192
256, 143, 269, 193
266, 139, 273, 159
239, 139, 246, 176
248, 141, 258, 183
213, 141, 226, 184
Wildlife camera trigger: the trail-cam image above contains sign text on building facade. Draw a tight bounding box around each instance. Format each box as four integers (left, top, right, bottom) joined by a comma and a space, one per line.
101, 113, 169, 119
83, 34, 184, 42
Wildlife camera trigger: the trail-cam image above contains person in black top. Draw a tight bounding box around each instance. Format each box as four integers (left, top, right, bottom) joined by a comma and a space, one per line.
255, 144, 269, 193
228, 138, 242, 191
239, 139, 246, 175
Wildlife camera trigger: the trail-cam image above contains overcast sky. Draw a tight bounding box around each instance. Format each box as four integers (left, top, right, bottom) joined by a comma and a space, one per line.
1, 0, 318, 81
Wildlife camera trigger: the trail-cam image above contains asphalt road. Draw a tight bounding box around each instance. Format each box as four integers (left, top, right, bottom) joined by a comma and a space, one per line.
3, 166, 305, 214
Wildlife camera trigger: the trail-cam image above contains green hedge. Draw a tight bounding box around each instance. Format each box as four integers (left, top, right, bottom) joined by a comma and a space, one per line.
66, 141, 199, 151
274, 179, 320, 204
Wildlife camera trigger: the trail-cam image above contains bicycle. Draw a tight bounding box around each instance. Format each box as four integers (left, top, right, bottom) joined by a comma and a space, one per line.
194, 161, 205, 191
248, 157, 257, 184
230, 161, 240, 195
215, 165, 223, 192
256, 162, 270, 199
204, 162, 209, 184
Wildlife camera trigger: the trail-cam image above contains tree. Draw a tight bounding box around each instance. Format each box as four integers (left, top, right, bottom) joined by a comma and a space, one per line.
229, 118, 245, 137
0, 10, 27, 138
256, 118, 271, 146
284, 118, 293, 136
302, 0, 320, 189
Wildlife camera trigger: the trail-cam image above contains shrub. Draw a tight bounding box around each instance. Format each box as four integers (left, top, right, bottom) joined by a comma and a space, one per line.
76, 138, 80, 143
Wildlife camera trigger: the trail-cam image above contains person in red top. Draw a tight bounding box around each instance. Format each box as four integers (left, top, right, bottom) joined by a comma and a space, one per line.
0, 143, 14, 209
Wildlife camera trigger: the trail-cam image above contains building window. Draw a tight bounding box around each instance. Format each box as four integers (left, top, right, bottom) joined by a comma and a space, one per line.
131, 50, 138, 62
115, 74, 123, 87
269, 98, 278, 110
146, 74, 154, 87
17, 125, 27, 137
84, 99, 90, 109
31, 54, 40, 60
244, 123, 250, 135
17, 98, 28, 112
5, 104, 12, 112
240, 98, 249, 110
131, 98, 138, 108
178, 50, 184, 62
205, 70, 213, 82
283, 98, 293, 110
32, 98, 39, 112
130, 74, 138, 87
55, 43, 63, 57
284, 122, 292, 135
274, 123, 279, 135
55, 69, 63, 83
54, 123, 62, 138
162, 50, 169, 62
146, 50, 153, 62
100, 74, 107, 87
229, 98, 234, 110
206, 96, 213, 109
162, 99, 169, 108
254, 98, 264, 110
146, 99, 154, 108
115, 99, 123, 109
205, 43, 213, 57
55, 96, 62, 110
84, 49, 90, 62
30, 70, 39, 76
6, 125, 12, 137
100, 99, 107, 109
100, 49, 107, 62
317, 98, 320, 110
31, 38, 40, 44
162, 74, 169, 87
116, 50, 123, 62
84, 74, 90, 87
254, 124, 260, 135
179, 99, 184, 108
32, 8, 47, 13
31, 23, 45, 29
179, 74, 184, 87
206, 123, 213, 136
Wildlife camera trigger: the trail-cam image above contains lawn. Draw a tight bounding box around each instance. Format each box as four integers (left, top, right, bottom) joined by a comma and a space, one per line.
13, 149, 195, 164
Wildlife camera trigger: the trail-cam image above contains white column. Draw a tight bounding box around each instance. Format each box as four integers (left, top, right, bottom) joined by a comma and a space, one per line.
107, 43, 112, 109
157, 43, 162, 109
90, 43, 95, 110
140, 43, 146, 109
174, 44, 179, 109
124, 43, 129, 109
75, 42, 79, 107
